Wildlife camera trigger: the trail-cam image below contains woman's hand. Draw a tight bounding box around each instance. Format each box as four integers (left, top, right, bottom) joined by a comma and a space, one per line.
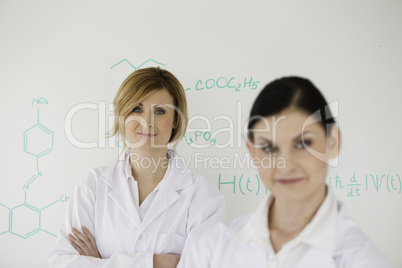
68, 226, 101, 258
154, 254, 181, 268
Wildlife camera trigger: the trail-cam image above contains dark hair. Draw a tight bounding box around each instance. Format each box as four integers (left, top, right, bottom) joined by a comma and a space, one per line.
248, 76, 335, 140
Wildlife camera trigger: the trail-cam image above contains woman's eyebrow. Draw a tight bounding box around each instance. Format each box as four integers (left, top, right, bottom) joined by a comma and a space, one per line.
153, 103, 174, 108
256, 137, 272, 143
292, 131, 314, 141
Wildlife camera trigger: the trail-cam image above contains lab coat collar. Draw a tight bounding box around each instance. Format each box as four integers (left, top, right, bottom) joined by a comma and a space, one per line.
107, 174, 142, 226
139, 169, 180, 234
99, 149, 195, 191
297, 189, 337, 254
228, 194, 272, 249
98, 149, 195, 226
229, 188, 338, 255
137, 149, 195, 233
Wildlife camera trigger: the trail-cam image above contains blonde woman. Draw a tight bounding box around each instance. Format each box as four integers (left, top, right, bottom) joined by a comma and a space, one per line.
48, 67, 225, 268
179, 77, 389, 268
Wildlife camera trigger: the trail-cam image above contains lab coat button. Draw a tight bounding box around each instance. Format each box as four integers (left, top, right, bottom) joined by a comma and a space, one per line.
138, 235, 143, 240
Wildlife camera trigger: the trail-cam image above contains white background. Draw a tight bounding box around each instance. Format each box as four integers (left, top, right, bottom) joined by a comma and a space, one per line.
0, 0, 401, 267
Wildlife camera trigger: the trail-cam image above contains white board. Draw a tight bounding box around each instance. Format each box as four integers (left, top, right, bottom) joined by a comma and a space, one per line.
0, 0, 401, 267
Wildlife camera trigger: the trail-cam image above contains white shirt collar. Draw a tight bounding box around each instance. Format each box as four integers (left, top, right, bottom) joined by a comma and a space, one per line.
99, 148, 194, 191
124, 149, 172, 189
230, 187, 338, 255
124, 149, 174, 177
124, 149, 133, 180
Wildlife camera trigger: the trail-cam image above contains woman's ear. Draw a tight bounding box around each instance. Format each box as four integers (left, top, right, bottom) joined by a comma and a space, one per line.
328, 125, 341, 159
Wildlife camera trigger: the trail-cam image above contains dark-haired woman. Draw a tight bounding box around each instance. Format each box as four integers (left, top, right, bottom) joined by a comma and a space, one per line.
179, 77, 390, 268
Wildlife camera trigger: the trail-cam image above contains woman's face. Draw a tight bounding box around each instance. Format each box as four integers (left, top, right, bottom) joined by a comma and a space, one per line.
124, 88, 176, 151
247, 108, 339, 202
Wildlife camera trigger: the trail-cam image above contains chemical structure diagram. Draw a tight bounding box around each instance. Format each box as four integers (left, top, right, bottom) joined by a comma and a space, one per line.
0, 97, 60, 239
110, 58, 191, 91
110, 58, 261, 92
110, 58, 166, 70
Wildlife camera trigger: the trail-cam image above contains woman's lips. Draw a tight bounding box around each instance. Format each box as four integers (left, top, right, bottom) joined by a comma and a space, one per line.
275, 178, 304, 185
137, 133, 156, 138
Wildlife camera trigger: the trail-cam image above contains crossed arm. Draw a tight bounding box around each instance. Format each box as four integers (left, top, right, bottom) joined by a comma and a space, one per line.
68, 226, 101, 258
68, 227, 180, 268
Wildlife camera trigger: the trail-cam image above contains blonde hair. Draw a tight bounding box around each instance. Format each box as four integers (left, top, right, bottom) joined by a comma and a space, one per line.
108, 67, 188, 152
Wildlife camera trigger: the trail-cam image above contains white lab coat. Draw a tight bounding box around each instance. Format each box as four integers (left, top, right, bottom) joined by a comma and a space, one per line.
179, 190, 390, 268
48, 151, 225, 268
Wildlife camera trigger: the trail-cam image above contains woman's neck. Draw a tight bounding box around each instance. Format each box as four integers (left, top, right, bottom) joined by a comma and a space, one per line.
269, 186, 327, 235
128, 148, 170, 184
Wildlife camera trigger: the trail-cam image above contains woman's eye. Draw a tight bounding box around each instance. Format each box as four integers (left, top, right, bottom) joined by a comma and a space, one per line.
261, 144, 276, 153
154, 109, 165, 114
296, 139, 312, 149
132, 107, 142, 113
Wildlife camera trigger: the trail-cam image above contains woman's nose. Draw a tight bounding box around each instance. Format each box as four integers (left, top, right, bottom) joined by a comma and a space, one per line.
140, 111, 153, 128
276, 151, 297, 173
